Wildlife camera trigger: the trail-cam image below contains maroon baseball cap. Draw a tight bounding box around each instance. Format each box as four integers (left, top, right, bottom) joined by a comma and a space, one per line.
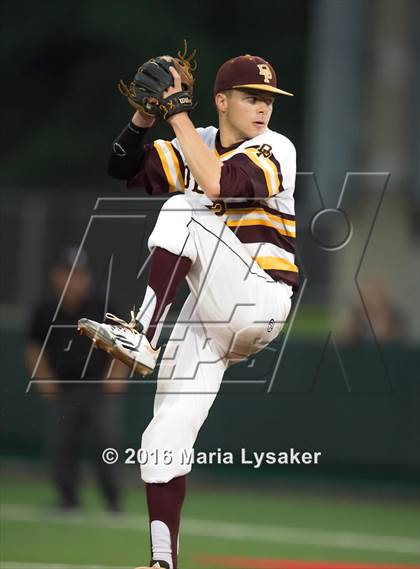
214, 54, 293, 97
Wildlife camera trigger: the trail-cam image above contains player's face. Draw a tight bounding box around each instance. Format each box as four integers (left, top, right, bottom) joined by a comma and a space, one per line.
219, 89, 275, 142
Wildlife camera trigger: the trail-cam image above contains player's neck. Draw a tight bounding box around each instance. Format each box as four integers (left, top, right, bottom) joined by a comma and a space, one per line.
218, 127, 246, 149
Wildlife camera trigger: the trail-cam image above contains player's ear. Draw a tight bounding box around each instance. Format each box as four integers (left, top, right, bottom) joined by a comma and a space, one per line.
215, 92, 228, 112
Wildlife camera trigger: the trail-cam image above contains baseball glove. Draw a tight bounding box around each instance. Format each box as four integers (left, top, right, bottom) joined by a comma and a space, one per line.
118, 40, 197, 120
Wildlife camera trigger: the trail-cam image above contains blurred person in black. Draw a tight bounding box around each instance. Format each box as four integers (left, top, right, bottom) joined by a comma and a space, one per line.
339, 278, 403, 344
26, 247, 128, 512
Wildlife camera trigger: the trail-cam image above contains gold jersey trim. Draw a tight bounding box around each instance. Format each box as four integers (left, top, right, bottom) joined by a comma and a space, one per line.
225, 207, 296, 237
154, 140, 185, 192
254, 256, 298, 272
242, 148, 280, 196
213, 147, 238, 160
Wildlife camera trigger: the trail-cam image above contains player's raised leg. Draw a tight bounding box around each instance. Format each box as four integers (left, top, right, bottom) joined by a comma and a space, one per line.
78, 225, 193, 376
149, 193, 292, 362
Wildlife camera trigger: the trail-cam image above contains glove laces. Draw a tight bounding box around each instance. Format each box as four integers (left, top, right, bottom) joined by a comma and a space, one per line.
178, 38, 197, 72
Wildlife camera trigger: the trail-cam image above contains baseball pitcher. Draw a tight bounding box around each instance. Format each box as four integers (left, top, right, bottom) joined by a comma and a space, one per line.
79, 45, 298, 569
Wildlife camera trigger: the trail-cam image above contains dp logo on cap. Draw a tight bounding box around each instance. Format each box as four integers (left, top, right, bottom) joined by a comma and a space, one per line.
257, 64, 272, 83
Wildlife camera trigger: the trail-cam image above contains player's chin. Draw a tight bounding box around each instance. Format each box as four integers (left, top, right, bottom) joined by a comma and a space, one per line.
250, 122, 266, 136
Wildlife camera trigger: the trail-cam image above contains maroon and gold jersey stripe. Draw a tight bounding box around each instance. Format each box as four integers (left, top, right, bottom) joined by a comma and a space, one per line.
229, 224, 295, 254
266, 268, 300, 289
153, 140, 185, 192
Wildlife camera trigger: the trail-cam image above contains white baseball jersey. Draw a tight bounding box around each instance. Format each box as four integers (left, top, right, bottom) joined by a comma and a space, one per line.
128, 126, 299, 290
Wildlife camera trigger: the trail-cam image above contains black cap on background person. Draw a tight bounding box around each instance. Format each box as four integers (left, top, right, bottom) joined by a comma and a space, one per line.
50, 246, 92, 308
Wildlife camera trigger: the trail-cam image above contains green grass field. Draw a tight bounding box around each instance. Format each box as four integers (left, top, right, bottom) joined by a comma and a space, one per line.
0, 473, 419, 569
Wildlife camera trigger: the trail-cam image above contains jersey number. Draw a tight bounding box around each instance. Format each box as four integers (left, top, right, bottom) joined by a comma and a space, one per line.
184, 166, 203, 194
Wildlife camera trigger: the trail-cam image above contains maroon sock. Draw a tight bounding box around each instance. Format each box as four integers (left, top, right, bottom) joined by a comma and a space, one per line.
139, 247, 191, 348
146, 475, 187, 569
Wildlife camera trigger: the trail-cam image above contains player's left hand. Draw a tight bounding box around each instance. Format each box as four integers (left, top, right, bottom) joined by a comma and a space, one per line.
118, 47, 196, 121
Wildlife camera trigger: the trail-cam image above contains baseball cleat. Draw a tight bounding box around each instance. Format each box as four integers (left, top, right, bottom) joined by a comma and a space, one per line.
77, 311, 160, 376
134, 562, 170, 569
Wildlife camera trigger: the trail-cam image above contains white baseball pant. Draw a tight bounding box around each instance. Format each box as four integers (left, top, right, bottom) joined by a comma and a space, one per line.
141, 194, 292, 483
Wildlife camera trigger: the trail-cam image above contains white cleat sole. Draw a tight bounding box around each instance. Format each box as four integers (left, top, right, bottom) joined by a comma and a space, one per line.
133, 561, 168, 568
77, 318, 155, 376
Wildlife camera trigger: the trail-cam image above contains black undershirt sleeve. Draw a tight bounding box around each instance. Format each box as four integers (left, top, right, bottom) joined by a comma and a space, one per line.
107, 121, 150, 180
